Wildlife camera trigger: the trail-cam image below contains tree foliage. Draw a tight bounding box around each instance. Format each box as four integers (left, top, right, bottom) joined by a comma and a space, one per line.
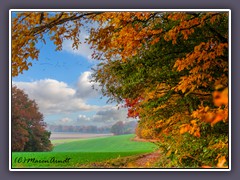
11, 12, 101, 76
90, 12, 229, 168
12, 11, 229, 168
12, 86, 52, 152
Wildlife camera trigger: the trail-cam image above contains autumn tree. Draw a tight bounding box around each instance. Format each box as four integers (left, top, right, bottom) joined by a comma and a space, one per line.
11, 12, 102, 77
12, 86, 52, 152
90, 12, 229, 168
12, 11, 229, 167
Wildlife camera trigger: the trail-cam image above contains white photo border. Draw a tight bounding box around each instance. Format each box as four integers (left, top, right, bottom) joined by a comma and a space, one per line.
9, 9, 231, 172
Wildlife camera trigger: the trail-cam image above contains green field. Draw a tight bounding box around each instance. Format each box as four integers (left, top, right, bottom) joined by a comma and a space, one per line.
12, 134, 157, 168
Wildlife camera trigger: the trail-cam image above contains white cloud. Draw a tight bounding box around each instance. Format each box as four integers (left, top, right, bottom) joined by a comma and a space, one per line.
12, 71, 134, 127
13, 75, 100, 115
92, 107, 129, 124
75, 71, 99, 99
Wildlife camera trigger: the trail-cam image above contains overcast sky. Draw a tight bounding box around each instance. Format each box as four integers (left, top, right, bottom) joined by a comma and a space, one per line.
12, 18, 134, 127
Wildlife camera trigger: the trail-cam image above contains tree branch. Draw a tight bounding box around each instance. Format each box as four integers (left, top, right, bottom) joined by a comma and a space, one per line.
29, 12, 103, 36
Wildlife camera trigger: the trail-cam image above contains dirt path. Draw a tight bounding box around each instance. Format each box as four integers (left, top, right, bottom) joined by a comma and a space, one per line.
125, 150, 161, 168
79, 150, 161, 168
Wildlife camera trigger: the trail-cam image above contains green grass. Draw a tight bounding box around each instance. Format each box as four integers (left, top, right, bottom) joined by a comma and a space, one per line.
53, 134, 156, 152
12, 134, 157, 168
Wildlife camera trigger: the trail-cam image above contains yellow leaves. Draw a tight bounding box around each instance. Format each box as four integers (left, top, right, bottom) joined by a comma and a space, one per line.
202, 156, 228, 168
192, 87, 228, 127
217, 156, 228, 168
173, 38, 228, 95
180, 120, 201, 137
174, 38, 227, 76
30, 41, 35, 48
201, 110, 226, 126
153, 104, 167, 112
209, 141, 228, 150
89, 12, 161, 62
166, 149, 172, 157
12, 12, 91, 76
173, 58, 185, 71
165, 14, 201, 43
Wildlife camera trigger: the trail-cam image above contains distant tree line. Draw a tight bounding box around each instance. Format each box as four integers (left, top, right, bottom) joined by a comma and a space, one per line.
47, 121, 137, 135
110, 121, 137, 135
47, 124, 111, 134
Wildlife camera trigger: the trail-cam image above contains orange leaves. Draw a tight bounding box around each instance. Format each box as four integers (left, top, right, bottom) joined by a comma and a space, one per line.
213, 87, 228, 107
216, 43, 228, 56
150, 29, 163, 35
168, 12, 187, 21
181, 29, 194, 40
164, 28, 179, 44
210, 15, 217, 24
89, 12, 164, 62
180, 124, 191, 134
202, 156, 228, 168
201, 155, 228, 168
217, 156, 228, 168
135, 12, 152, 21
210, 114, 226, 127
165, 13, 202, 44
174, 76, 191, 94
194, 108, 223, 126
175, 40, 228, 72
174, 38, 228, 94
180, 120, 201, 137
201, 165, 212, 168
12, 12, 90, 76
150, 37, 160, 45
192, 87, 228, 127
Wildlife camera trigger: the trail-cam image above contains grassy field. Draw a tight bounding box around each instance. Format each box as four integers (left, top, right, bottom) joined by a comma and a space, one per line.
52, 134, 156, 152
12, 134, 157, 168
